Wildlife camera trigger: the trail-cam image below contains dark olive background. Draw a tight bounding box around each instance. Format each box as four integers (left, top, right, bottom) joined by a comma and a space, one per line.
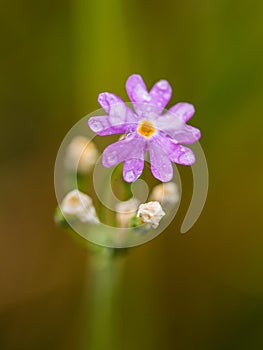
1, 0, 263, 349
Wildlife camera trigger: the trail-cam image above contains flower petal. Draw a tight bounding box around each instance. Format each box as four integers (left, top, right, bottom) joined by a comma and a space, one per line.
151, 134, 196, 165
149, 79, 172, 112
169, 143, 195, 165
148, 142, 173, 182
156, 121, 201, 144
88, 116, 135, 136
168, 102, 195, 122
126, 75, 172, 116
102, 133, 146, 168
126, 74, 160, 116
169, 125, 201, 144
98, 92, 124, 114
98, 92, 137, 125
126, 74, 150, 104
123, 159, 144, 183
89, 93, 138, 136
155, 104, 200, 143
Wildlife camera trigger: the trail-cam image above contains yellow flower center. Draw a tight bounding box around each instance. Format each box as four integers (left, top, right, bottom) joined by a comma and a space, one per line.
137, 120, 156, 138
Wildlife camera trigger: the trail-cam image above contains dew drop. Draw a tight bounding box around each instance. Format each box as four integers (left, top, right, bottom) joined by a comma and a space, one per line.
106, 151, 118, 165
142, 92, 151, 102
156, 80, 168, 90
90, 120, 103, 132
108, 95, 118, 104
179, 152, 195, 165
110, 103, 126, 124
125, 170, 135, 182
98, 94, 106, 104
163, 92, 170, 99
135, 85, 151, 102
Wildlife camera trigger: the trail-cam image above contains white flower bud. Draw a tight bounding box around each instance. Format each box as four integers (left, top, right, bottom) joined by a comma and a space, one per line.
137, 201, 165, 229
115, 198, 139, 228
64, 136, 99, 174
150, 182, 179, 205
60, 189, 99, 224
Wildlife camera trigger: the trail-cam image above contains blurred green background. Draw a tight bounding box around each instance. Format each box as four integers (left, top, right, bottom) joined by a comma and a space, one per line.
1, 0, 263, 349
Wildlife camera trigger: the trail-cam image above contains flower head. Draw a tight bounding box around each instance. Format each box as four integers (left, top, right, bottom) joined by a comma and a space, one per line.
60, 189, 99, 224
88, 74, 201, 183
137, 201, 165, 229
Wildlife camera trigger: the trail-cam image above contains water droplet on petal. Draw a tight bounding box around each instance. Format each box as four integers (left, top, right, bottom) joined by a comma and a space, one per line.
179, 152, 195, 165
110, 103, 126, 124
106, 151, 118, 165
125, 170, 136, 182
108, 95, 118, 104
90, 120, 103, 132
142, 92, 151, 102
134, 85, 151, 102
156, 80, 168, 90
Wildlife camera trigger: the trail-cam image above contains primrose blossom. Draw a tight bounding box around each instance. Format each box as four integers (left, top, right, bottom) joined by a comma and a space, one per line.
88, 74, 201, 183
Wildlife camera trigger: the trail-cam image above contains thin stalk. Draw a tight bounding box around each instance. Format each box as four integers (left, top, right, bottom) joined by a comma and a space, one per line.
81, 248, 126, 350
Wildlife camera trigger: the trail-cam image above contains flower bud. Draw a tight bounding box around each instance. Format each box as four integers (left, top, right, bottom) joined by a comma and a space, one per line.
60, 189, 99, 224
115, 198, 139, 228
64, 136, 99, 174
150, 182, 179, 206
137, 201, 165, 229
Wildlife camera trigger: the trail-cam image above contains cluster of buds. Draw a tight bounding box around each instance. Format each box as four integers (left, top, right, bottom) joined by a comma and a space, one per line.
55, 134, 180, 237
55, 135, 100, 226
114, 182, 179, 230
115, 198, 166, 230
57, 192, 167, 231
56, 177, 179, 233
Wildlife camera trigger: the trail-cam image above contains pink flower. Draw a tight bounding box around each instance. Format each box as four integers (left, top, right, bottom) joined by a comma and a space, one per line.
88, 74, 201, 182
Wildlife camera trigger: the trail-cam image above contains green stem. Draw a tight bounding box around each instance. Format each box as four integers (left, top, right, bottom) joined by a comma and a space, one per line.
82, 248, 126, 350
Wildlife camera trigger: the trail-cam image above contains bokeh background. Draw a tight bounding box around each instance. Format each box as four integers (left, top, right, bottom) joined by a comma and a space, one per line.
1, 0, 263, 349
